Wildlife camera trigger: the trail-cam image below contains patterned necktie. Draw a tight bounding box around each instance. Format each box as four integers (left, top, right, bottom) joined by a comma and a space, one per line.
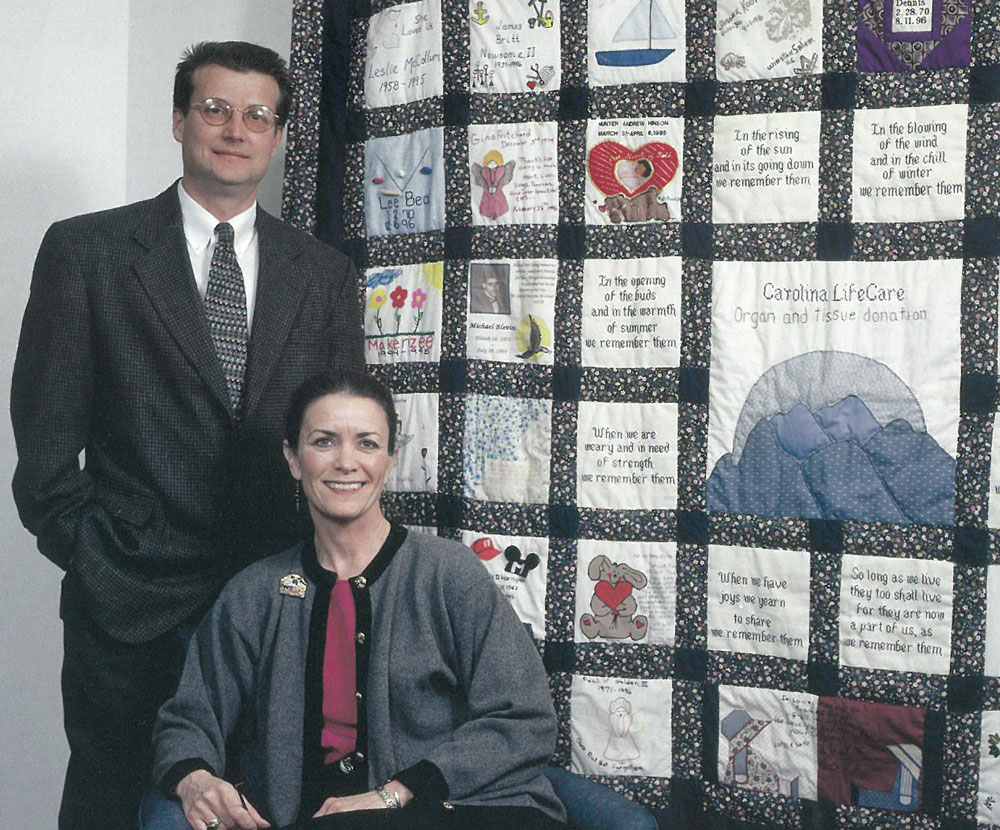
205, 222, 248, 412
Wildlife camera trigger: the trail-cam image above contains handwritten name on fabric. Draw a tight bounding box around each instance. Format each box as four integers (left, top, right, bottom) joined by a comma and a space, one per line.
364, 263, 442, 364
364, 128, 445, 237
469, 0, 561, 93
715, 0, 822, 80
364, 0, 443, 107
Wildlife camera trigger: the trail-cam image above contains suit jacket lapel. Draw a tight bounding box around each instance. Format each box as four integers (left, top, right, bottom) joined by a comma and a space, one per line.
241, 209, 308, 418
132, 185, 233, 413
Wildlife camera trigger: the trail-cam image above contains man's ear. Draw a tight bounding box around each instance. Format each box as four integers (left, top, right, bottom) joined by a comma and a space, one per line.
270, 125, 285, 158
282, 440, 301, 480
172, 109, 185, 144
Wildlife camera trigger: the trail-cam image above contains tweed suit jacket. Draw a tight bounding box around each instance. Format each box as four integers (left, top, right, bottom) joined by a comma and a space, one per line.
11, 183, 364, 642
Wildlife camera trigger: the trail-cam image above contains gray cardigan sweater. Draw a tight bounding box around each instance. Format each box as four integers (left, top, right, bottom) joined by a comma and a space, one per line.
152, 528, 565, 827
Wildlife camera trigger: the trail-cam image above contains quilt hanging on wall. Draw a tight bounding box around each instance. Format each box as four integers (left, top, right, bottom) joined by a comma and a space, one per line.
282, 0, 1000, 827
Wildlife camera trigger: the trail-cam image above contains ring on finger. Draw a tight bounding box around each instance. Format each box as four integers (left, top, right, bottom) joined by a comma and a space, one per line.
205, 820, 222, 830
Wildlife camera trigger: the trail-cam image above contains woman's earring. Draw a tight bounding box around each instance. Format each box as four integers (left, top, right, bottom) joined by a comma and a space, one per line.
295, 481, 303, 514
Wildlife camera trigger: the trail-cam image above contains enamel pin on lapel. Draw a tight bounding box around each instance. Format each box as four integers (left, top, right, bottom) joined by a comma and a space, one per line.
279, 573, 307, 599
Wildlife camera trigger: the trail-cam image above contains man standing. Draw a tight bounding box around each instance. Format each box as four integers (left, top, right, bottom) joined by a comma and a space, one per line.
11, 42, 363, 830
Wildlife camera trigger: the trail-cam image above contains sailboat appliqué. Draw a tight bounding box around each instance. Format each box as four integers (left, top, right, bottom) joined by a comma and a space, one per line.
596, 0, 677, 67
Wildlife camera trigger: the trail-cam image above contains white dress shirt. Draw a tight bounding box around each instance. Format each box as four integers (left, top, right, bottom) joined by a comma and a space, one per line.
177, 180, 260, 331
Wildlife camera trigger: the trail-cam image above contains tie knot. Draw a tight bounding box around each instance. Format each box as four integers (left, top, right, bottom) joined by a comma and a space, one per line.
215, 222, 235, 247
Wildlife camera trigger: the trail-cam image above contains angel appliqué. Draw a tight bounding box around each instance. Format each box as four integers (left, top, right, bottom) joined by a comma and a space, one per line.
472, 150, 516, 220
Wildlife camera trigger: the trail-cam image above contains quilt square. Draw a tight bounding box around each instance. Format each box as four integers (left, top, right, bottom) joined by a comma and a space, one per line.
461, 529, 549, 638
707, 260, 961, 527
387, 392, 439, 494
587, 0, 686, 86
466, 260, 557, 365
364, 0, 444, 108
470, 0, 561, 93
577, 401, 678, 510
468, 122, 559, 225
581, 257, 682, 369
708, 545, 811, 661
364, 263, 443, 364
575, 539, 676, 645
857, 0, 971, 72
571, 675, 672, 777
463, 394, 551, 504
364, 128, 445, 237
715, 0, 823, 81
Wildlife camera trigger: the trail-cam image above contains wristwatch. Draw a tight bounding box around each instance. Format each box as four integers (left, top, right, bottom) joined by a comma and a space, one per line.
375, 784, 401, 809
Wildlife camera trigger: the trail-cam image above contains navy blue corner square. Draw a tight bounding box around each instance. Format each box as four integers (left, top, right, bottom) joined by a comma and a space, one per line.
558, 225, 586, 260
677, 510, 709, 545
670, 777, 703, 811
438, 357, 467, 393
543, 640, 575, 673
960, 373, 997, 414
681, 223, 713, 258
346, 109, 367, 143
444, 226, 472, 260
970, 65, 1000, 104
807, 660, 839, 696
947, 675, 984, 713
559, 86, 589, 121
435, 493, 464, 529
809, 519, 843, 553
443, 92, 470, 127
954, 526, 989, 566
685, 80, 716, 117
964, 217, 1000, 258
800, 801, 838, 830
679, 367, 709, 405
821, 72, 857, 110
816, 222, 853, 260
548, 504, 580, 539
553, 364, 582, 401
345, 0, 371, 18
343, 238, 368, 270
675, 647, 708, 681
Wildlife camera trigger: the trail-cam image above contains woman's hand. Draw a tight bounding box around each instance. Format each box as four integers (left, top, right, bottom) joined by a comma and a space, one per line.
176, 769, 271, 830
312, 780, 414, 817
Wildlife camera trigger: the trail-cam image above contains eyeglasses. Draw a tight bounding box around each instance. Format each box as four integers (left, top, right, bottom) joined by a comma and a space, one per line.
190, 98, 283, 132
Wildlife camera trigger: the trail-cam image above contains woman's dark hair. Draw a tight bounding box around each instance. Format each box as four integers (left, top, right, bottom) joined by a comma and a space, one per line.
174, 41, 294, 123
284, 370, 398, 454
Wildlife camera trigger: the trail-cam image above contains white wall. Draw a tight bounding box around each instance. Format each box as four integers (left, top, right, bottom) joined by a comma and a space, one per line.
0, 1, 292, 825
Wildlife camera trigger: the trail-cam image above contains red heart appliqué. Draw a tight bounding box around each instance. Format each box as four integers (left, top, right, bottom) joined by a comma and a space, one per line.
587, 141, 679, 198
595, 581, 633, 611
526, 80, 537, 89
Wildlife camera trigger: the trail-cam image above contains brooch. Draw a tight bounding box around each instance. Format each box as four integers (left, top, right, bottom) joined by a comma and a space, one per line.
279, 573, 307, 599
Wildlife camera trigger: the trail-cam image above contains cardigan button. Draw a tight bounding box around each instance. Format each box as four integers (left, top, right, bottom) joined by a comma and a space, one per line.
356, 751, 365, 762
354, 576, 367, 589
356, 690, 363, 700
339, 757, 354, 774
355, 632, 367, 644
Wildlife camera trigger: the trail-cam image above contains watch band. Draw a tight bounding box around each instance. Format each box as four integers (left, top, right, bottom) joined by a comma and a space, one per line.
375, 784, 401, 809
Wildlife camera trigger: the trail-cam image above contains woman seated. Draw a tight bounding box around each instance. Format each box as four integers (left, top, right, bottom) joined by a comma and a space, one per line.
152, 370, 567, 830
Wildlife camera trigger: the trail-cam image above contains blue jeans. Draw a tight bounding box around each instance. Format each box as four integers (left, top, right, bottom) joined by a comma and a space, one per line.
140, 768, 658, 830
138, 787, 188, 830
542, 767, 658, 830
